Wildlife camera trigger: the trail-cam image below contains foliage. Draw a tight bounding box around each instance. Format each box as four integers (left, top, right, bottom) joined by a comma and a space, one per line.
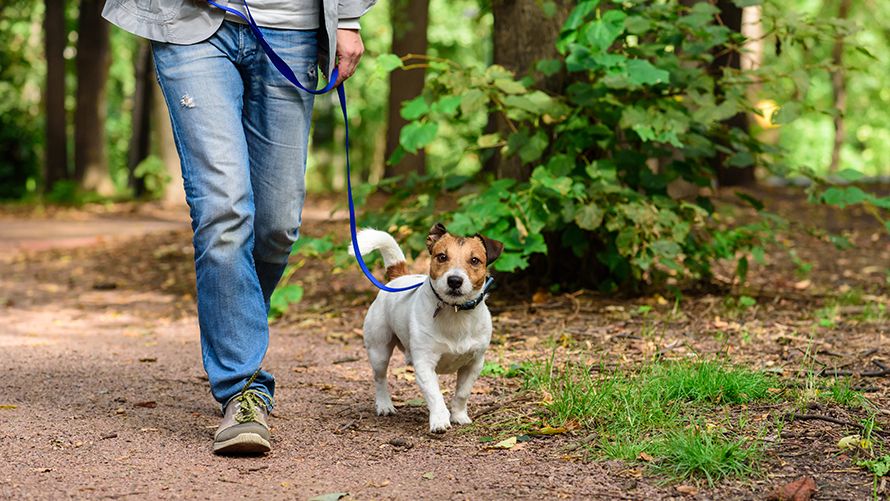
359, 0, 890, 291
365, 0, 789, 289
0, 1, 44, 199
268, 235, 335, 321
308, 0, 492, 190
764, 0, 890, 177
858, 454, 890, 478
132, 155, 171, 199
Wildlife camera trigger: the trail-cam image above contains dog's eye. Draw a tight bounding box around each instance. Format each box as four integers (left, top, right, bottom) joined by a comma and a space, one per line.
436, 253, 448, 263
470, 257, 482, 266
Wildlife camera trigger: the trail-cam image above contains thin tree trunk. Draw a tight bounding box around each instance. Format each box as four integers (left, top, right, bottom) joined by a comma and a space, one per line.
74, 0, 113, 195
128, 39, 153, 197
43, 0, 68, 191
384, 0, 429, 178
489, 0, 571, 180
713, 0, 755, 187
829, 0, 851, 174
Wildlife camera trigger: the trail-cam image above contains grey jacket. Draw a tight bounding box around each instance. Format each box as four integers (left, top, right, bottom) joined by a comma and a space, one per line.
102, 0, 376, 78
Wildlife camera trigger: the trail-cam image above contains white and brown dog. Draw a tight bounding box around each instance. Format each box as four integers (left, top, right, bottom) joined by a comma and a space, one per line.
349, 223, 503, 433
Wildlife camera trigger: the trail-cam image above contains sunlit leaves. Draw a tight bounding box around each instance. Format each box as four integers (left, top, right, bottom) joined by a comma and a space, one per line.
399, 122, 438, 153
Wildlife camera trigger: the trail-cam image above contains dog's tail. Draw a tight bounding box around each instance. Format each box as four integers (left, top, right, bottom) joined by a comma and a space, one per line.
348, 229, 408, 281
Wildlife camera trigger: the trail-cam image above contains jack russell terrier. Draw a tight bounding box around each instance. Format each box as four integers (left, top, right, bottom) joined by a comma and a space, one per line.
349, 223, 503, 433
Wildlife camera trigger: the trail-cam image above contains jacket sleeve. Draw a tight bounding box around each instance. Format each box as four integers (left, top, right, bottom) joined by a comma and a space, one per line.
337, 0, 377, 29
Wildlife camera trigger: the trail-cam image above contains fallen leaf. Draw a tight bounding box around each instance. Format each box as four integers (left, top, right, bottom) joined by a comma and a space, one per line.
532, 290, 549, 304
767, 476, 817, 501
0, 404, 17, 410
404, 398, 425, 408
421, 472, 435, 480
637, 452, 654, 462
489, 436, 517, 449
138, 358, 157, 363
30, 468, 52, 473
134, 401, 157, 409
308, 493, 347, 501
793, 279, 811, 290
838, 434, 860, 451
535, 426, 567, 435
675, 485, 698, 495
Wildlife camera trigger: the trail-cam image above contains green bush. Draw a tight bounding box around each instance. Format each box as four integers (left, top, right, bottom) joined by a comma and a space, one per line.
364, 0, 888, 291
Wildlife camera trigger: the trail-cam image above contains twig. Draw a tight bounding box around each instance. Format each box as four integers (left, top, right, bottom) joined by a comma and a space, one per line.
790, 413, 856, 428
817, 366, 890, 377
655, 340, 684, 359
790, 414, 890, 437
333, 356, 360, 365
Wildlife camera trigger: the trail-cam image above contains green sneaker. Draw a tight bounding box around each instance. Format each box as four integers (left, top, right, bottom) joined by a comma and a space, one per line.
213, 389, 272, 455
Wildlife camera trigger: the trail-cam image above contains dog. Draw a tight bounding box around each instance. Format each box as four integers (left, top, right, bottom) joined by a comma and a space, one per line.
349, 223, 504, 433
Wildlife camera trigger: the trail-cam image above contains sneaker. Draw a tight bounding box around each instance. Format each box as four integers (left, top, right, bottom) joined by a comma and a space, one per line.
213, 389, 272, 455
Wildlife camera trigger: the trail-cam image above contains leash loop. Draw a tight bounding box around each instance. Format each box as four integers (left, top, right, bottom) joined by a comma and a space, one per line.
207, 0, 423, 292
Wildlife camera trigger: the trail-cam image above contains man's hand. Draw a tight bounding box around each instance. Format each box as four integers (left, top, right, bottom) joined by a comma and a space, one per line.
335, 28, 364, 87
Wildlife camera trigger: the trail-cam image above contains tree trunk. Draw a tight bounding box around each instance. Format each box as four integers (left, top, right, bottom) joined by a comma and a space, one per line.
489, 0, 571, 180
829, 0, 850, 174
128, 39, 153, 197
712, 0, 756, 187
73, 0, 113, 195
383, 0, 429, 178
43, 0, 68, 191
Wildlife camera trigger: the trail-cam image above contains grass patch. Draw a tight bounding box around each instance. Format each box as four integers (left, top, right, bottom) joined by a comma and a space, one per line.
524, 358, 776, 484
822, 377, 867, 408
654, 429, 760, 485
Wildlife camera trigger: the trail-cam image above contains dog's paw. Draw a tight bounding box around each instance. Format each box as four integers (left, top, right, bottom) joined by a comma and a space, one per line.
376, 402, 397, 416
450, 411, 472, 425
428, 413, 452, 434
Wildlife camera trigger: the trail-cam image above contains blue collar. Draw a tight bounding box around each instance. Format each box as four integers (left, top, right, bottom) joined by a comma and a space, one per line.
430, 276, 495, 318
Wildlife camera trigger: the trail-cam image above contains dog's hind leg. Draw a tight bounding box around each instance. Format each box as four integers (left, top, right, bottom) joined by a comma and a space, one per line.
365, 326, 398, 416
450, 355, 484, 425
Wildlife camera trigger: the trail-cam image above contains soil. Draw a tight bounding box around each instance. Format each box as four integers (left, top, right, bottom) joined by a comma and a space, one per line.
0, 191, 887, 500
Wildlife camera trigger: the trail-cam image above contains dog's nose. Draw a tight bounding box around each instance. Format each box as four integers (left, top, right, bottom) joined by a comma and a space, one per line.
447, 276, 463, 290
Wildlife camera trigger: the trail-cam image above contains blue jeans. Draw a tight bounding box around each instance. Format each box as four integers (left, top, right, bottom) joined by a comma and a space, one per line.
152, 21, 318, 409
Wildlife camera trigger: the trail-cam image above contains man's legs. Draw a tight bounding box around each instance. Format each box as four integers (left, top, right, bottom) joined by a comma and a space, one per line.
151, 22, 275, 408
241, 28, 318, 307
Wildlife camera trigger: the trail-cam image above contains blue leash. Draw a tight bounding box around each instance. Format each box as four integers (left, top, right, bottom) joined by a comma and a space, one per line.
208, 0, 422, 293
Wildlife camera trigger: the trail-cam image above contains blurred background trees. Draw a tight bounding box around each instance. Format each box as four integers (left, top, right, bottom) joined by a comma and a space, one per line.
1, 0, 888, 290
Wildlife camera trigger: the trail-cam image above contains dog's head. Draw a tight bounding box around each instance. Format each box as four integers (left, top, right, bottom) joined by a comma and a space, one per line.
425, 223, 504, 303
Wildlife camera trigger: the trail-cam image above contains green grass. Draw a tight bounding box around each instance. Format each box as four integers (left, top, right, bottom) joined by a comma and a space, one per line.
823, 377, 867, 408
654, 429, 760, 485
524, 358, 775, 484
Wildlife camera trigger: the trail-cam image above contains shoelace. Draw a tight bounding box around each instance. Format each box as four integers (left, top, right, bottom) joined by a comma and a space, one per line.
233, 369, 271, 424
234, 388, 271, 424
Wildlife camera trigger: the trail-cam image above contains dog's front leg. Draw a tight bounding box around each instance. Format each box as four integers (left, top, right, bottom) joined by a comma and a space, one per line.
412, 356, 451, 433
451, 355, 484, 425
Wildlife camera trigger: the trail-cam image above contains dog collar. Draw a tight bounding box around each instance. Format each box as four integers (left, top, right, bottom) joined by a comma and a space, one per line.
430, 276, 495, 318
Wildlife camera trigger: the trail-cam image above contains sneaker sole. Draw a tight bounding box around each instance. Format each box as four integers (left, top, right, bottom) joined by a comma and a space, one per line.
213, 432, 271, 455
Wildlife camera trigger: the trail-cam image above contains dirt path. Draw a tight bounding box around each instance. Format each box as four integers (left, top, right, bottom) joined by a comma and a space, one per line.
1, 199, 887, 500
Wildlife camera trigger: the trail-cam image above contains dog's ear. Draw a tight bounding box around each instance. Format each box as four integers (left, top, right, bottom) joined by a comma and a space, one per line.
476, 234, 504, 265
426, 223, 448, 252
